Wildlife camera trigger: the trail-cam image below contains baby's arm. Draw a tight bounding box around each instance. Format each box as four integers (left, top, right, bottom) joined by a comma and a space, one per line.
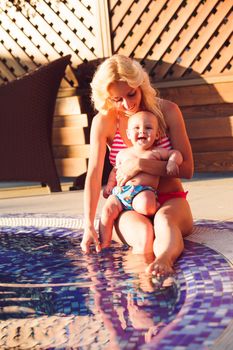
166, 150, 183, 175
152, 148, 183, 176
103, 167, 117, 198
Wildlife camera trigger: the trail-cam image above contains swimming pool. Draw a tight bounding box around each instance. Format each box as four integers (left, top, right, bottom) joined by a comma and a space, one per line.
0, 214, 232, 349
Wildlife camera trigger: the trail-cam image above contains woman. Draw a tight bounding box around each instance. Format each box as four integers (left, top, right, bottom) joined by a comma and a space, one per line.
81, 54, 194, 276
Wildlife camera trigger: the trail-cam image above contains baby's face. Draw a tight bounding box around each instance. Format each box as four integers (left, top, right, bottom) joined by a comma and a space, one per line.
127, 112, 159, 149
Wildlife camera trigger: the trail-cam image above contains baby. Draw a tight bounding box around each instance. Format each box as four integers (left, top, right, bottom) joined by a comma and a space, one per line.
100, 111, 183, 249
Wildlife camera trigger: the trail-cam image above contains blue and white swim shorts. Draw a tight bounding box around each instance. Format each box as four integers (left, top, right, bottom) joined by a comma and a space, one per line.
112, 184, 157, 210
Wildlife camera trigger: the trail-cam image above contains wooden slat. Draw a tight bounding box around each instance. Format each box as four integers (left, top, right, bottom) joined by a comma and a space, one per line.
109, 0, 120, 11
55, 158, 87, 177
0, 60, 16, 81
0, 42, 25, 76
193, 151, 233, 172
62, 65, 79, 88
53, 114, 88, 128
191, 138, 233, 153
225, 57, 233, 73
111, 0, 135, 31
53, 144, 90, 158
57, 87, 78, 98
186, 116, 233, 139
159, 81, 233, 106
155, 74, 233, 88
181, 103, 233, 119
81, 0, 94, 9
54, 96, 81, 116
52, 127, 86, 146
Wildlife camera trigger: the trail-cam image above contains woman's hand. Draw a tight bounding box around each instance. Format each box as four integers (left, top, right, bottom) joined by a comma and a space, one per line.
81, 227, 101, 254
116, 158, 140, 186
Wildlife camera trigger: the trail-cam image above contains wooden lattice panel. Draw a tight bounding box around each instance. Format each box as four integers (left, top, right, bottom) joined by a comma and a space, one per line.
0, 0, 102, 86
110, 0, 233, 82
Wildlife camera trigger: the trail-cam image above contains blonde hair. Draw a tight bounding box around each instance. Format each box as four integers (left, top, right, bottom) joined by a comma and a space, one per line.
90, 55, 167, 135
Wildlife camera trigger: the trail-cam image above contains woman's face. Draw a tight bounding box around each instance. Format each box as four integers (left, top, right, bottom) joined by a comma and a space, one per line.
108, 81, 142, 116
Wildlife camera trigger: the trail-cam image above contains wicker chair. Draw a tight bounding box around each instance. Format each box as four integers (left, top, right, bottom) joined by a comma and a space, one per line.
0, 55, 71, 192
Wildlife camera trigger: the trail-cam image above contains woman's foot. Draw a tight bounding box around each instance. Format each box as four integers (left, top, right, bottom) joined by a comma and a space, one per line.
145, 255, 174, 277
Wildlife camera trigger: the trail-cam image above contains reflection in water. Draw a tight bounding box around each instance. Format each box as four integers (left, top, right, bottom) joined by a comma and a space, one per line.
0, 226, 183, 349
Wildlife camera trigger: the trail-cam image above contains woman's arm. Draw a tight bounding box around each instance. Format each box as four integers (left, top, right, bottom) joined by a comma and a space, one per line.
81, 113, 108, 253
116, 101, 193, 185
164, 100, 193, 179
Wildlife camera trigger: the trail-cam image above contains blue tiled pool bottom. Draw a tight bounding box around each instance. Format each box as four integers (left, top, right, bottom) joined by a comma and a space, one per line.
0, 220, 232, 349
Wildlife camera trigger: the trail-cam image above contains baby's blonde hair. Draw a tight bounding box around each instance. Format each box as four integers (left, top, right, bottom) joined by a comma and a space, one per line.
91, 54, 167, 135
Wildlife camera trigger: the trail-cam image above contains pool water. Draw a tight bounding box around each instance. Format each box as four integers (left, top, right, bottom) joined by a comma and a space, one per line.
0, 226, 183, 349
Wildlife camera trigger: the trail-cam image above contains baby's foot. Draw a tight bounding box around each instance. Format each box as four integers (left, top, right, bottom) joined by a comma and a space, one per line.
145, 256, 174, 277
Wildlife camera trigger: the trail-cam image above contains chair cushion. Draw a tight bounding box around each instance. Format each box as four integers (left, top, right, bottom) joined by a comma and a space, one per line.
0, 55, 71, 191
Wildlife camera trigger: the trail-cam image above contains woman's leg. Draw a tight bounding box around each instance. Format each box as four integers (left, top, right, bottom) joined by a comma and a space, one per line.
113, 210, 155, 256
146, 198, 193, 276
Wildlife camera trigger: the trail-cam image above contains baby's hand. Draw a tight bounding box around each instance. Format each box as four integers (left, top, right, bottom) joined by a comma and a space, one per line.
166, 160, 179, 176
103, 185, 114, 198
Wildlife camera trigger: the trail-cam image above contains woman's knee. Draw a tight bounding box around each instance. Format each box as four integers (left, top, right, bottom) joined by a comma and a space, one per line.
154, 201, 193, 236
153, 209, 173, 231
117, 212, 154, 254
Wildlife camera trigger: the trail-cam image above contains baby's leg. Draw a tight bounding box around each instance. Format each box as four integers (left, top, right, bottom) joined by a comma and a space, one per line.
100, 194, 123, 249
132, 190, 158, 216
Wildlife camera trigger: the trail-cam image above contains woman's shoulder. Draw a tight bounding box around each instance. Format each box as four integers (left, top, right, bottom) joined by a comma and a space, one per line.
158, 98, 179, 114
158, 98, 182, 125
92, 109, 116, 128
91, 110, 118, 144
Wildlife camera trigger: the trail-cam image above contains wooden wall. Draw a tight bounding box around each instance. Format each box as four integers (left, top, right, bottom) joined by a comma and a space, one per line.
158, 76, 233, 172
0, 0, 232, 180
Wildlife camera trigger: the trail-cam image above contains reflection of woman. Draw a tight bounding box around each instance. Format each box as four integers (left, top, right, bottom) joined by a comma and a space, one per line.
86, 250, 175, 348
81, 54, 193, 276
